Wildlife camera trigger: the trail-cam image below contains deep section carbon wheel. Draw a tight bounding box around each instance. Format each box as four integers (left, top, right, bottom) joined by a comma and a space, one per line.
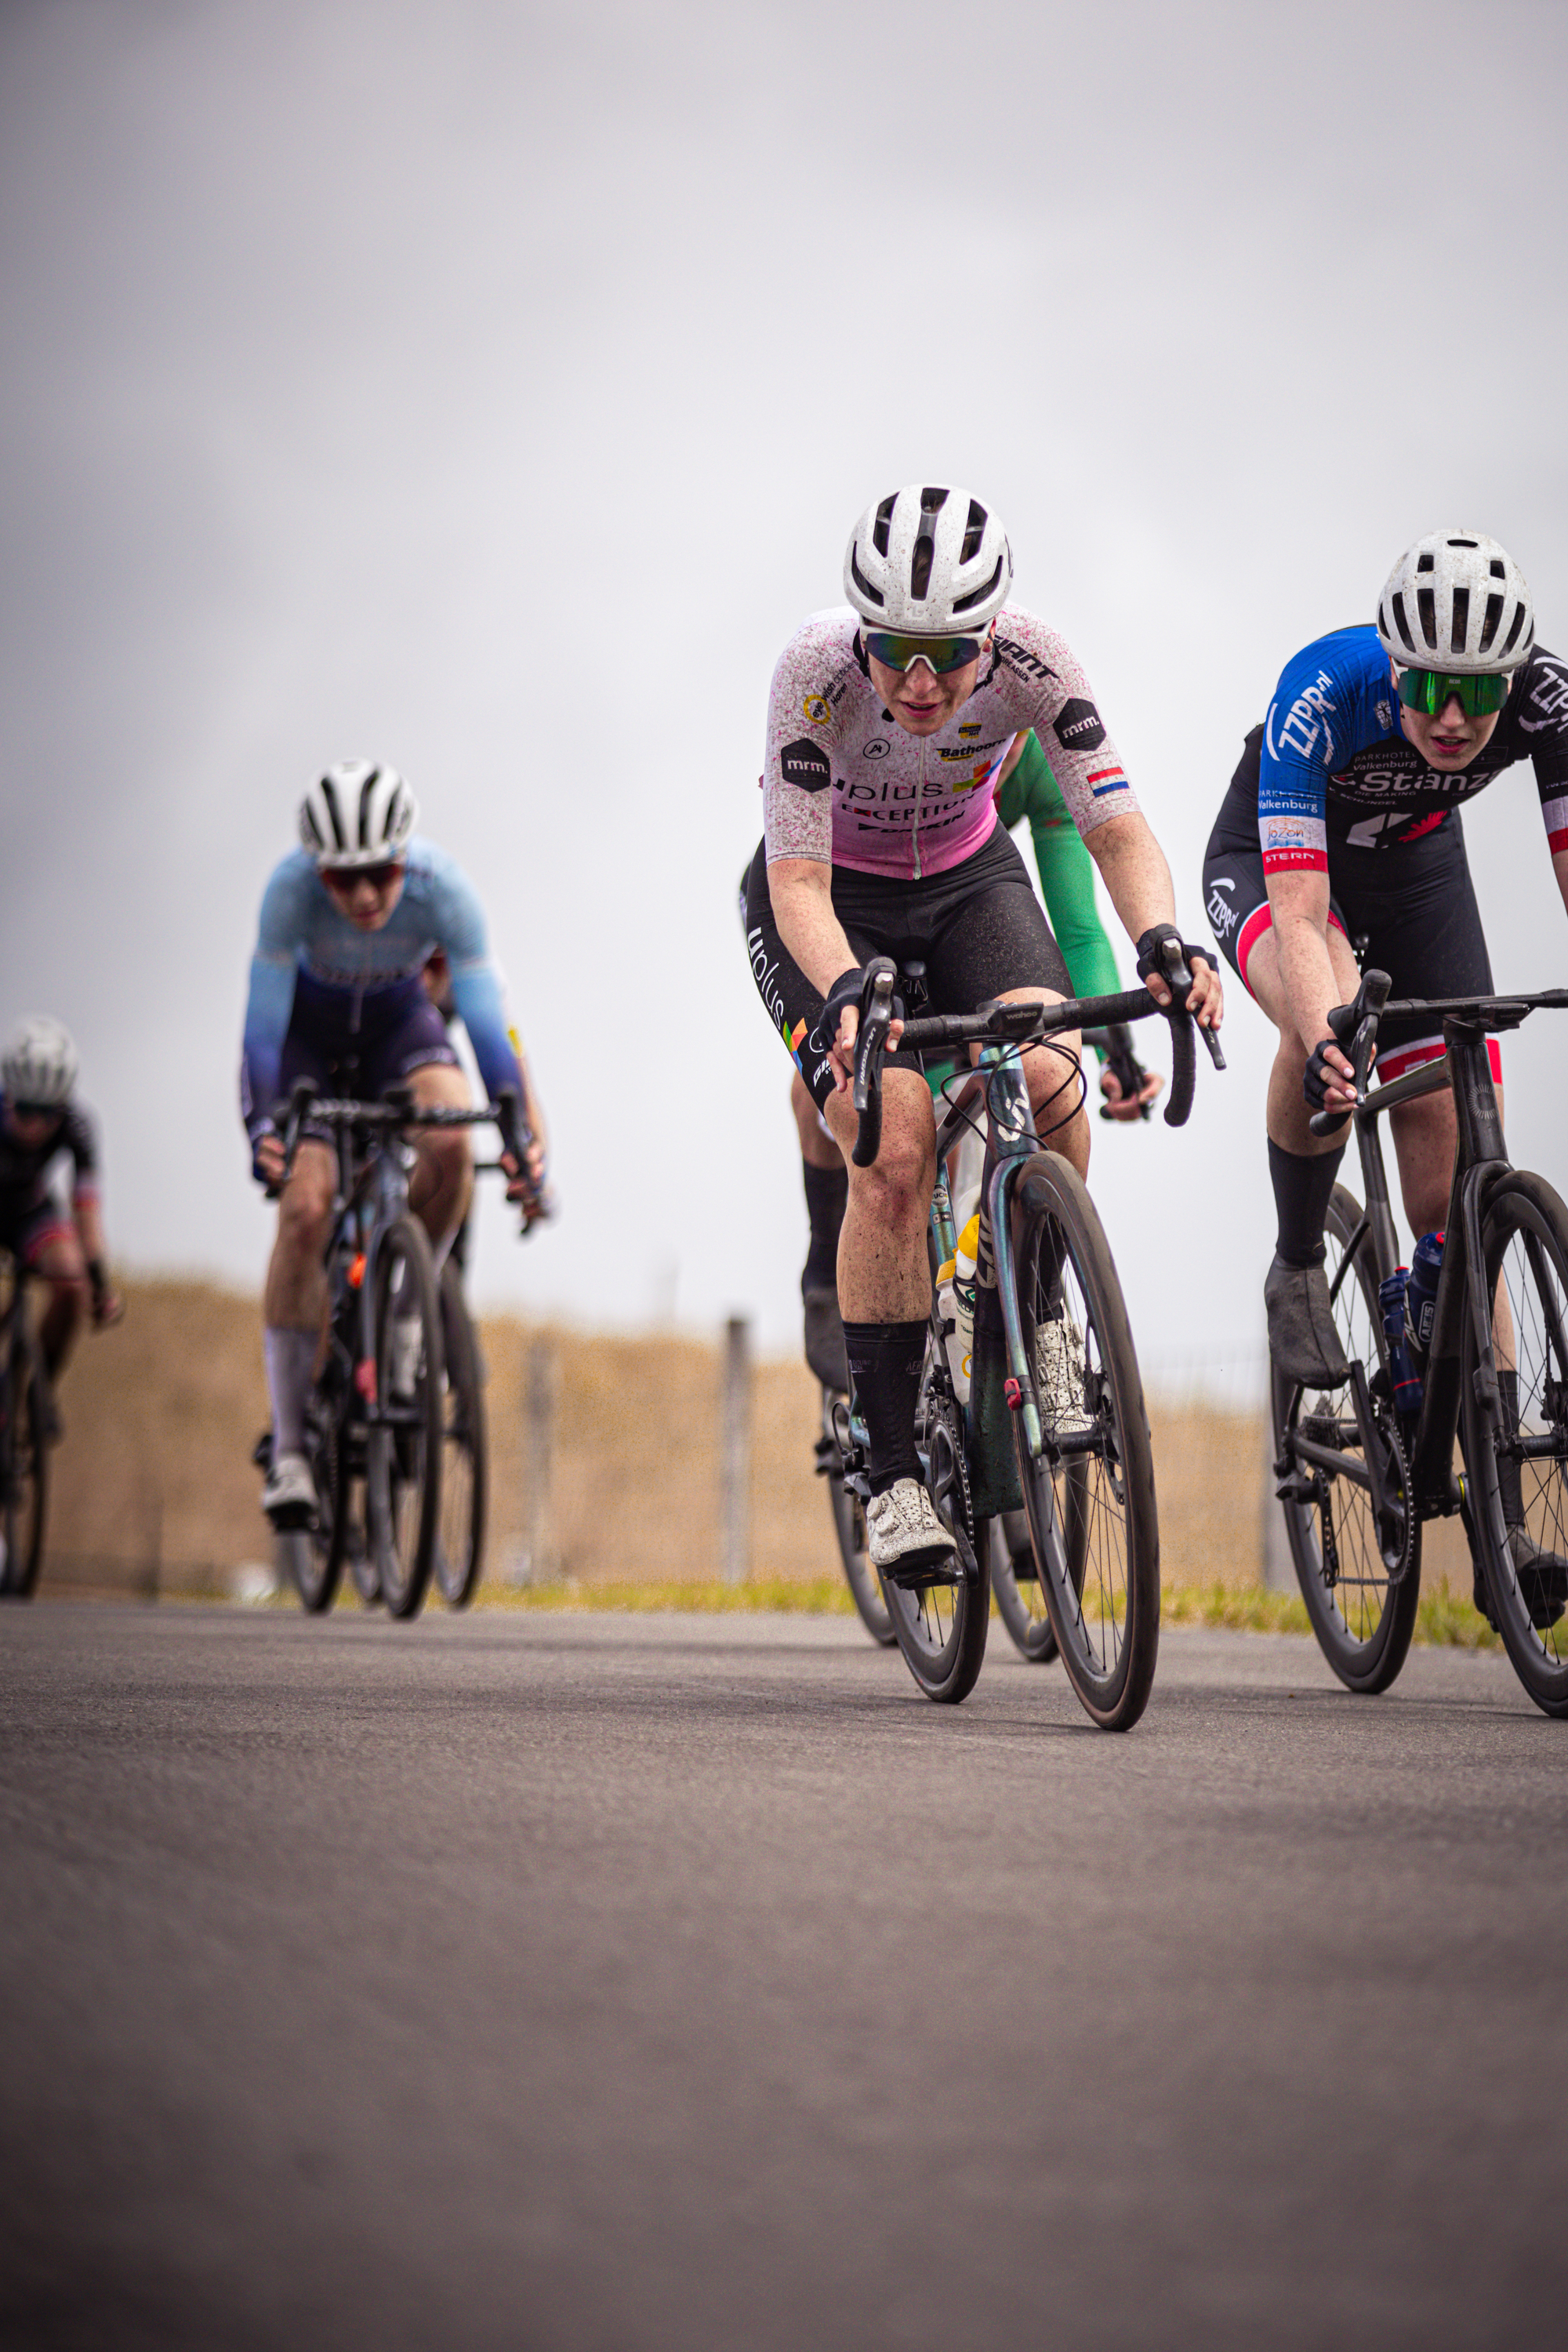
1276, 1185, 1420, 1695
1007, 1151, 1159, 1730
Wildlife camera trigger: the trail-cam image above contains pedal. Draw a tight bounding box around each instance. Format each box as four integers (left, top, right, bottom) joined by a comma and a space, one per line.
1275, 1472, 1316, 1504
266, 1498, 318, 1534
881, 1548, 964, 1591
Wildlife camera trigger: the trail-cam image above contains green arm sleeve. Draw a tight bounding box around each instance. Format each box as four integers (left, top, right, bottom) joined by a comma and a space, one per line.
996, 731, 1122, 999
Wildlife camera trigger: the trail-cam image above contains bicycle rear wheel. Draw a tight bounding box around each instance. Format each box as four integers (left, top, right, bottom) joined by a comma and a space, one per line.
1460, 1171, 1568, 1718
989, 1508, 1062, 1664
884, 1343, 989, 1704
434, 1258, 488, 1609
1007, 1152, 1158, 1730
0, 1330, 49, 1599
366, 1216, 444, 1621
823, 1388, 895, 1646
1275, 1185, 1420, 1693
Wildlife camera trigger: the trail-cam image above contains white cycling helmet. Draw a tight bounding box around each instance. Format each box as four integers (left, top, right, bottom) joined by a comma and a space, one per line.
1376, 529, 1534, 674
299, 760, 419, 868
844, 484, 1013, 633
2, 1014, 78, 1109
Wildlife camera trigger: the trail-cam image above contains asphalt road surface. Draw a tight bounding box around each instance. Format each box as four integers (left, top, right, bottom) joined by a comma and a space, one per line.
2, 1603, 1563, 2351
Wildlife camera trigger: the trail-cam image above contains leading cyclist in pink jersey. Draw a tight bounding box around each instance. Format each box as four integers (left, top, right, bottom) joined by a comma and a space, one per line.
743, 484, 1221, 1583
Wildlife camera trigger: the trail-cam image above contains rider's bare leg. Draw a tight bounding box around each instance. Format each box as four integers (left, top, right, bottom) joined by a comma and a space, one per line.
32, 1231, 88, 1383
405, 1060, 474, 1265
263, 1138, 336, 1461
822, 1070, 934, 1323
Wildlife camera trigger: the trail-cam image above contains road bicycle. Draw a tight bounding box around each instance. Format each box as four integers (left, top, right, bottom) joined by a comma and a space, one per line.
837, 944, 1221, 1729
0, 1257, 51, 1599
1271, 968, 1568, 1719
267, 1080, 532, 1619
816, 1020, 1150, 1664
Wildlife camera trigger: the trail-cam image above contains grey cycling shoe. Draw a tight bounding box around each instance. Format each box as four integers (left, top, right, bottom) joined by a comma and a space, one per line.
1501, 1527, 1568, 1631
804, 1288, 849, 1392
1265, 1253, 1350, 1388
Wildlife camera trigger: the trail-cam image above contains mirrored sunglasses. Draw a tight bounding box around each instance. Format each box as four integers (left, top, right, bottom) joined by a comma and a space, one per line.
864, 630, 987, 677
1394, 666, 1510, 718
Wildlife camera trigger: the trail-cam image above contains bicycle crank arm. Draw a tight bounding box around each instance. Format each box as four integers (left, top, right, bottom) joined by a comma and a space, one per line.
1347, 1359, 1405, 1556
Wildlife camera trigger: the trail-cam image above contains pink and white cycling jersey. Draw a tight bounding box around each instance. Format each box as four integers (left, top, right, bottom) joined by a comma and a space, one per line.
762, 604, 1138, 880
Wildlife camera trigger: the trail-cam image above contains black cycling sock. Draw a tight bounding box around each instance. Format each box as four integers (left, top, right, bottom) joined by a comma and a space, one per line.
1269, 1138, 1346, 1269
843, 1319, 927, 1496
800, 1159, 848, 1298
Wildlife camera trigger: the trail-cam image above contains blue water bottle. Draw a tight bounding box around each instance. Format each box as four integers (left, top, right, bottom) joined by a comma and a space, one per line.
1379, 1268, 1423, 1416
1406, 1230, 1445, 1363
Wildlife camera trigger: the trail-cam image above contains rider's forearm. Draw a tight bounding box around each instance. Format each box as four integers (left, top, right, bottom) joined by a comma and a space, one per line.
768, 859, 858, 998
1270, 891, 1347, 1058
1083, 812, 1177, 942
74, 1196, 109, 1272
1553, 844, 1568, 924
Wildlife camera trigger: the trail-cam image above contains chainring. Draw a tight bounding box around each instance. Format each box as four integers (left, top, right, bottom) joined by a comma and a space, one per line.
919, 1363, 980, 1581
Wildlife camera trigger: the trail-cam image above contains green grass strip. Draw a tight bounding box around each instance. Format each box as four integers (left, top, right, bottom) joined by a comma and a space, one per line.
477, 1574, 1502, 1647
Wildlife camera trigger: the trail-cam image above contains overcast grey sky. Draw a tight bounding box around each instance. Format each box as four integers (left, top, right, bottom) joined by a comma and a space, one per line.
4, 0, 1567, 1385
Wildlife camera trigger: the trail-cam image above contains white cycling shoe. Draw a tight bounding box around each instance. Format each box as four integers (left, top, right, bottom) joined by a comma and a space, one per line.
866, 1477, 960, 1588
263, 1448, 318, 1530
388, 1316, 425, 1400
1036, 1312, 1094, 1437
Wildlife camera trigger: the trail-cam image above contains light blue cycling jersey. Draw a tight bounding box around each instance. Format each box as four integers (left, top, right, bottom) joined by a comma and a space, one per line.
240, 837, 519, 1125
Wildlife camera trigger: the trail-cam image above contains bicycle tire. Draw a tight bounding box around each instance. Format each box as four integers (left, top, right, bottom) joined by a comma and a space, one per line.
277, 1392, 348, 1614
1276, 1185, 1421, 1693
1459, 1170, 1568, 1718
434, 1258, 488, 1609
0, 1327, 49, 1599
989, 1508, 1061, 1664
1007, 1151, 1159, 1730
365, 1214, 444, 1621
823, 1388, 895, 1646
883, 1342, 989, 1704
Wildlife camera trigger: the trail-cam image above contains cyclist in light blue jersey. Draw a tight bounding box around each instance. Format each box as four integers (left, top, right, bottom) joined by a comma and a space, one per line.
240, 761, 548, 1527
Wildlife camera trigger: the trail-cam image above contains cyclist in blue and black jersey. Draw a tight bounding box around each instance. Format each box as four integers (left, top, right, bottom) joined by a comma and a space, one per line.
241, 761, 549, 1528
1203, 529, 1568, 1401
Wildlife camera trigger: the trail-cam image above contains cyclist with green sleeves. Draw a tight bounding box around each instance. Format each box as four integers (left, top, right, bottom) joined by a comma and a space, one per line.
797, 726, 1160, 1388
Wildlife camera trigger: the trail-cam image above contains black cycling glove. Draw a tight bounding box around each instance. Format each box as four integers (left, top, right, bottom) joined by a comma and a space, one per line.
816, 967, 866, 1053
247, 1116, 279, 1187
1134, 924, 1213, 986
1304, 1039, 1352, 1117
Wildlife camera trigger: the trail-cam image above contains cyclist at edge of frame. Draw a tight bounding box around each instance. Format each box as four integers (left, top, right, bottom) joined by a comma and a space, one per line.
241, 761, 550, 1530
789, 727, 1163, 1391
0, 1014, 124, 1436
743, 481, 1223, 1584
1201, 529, 1568, 1599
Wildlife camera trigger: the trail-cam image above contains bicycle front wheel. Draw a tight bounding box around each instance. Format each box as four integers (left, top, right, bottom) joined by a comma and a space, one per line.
365, 1216, 444, 1621
1007, 1152, 1158, 1730
1460, 1171, 1568, 1717
434, 1259, 488, 1609
823, 1389, 895, 1646
0, 1332, 49, 1599
883, 1344, 989, 1704
278, 1392, 349, 1613
1275, 1185, 1420, 1693
989, 1508, 1061, 1664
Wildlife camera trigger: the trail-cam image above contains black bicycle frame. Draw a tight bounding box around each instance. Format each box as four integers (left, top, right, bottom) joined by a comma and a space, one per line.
1312, 1000, 1543, 1526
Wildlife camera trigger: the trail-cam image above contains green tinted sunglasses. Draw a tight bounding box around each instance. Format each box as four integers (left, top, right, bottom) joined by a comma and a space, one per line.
1395, 666, 1510, 717
865, 630, 987, 676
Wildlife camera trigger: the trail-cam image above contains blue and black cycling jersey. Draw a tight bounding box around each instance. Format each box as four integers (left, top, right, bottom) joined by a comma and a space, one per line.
1252, 623, 1568, 877
240, 836, 520, 1134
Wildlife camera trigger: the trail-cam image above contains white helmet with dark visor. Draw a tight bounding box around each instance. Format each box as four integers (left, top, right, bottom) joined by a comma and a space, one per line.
299, 760, 419, 870
1377, 530, 1534, 718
